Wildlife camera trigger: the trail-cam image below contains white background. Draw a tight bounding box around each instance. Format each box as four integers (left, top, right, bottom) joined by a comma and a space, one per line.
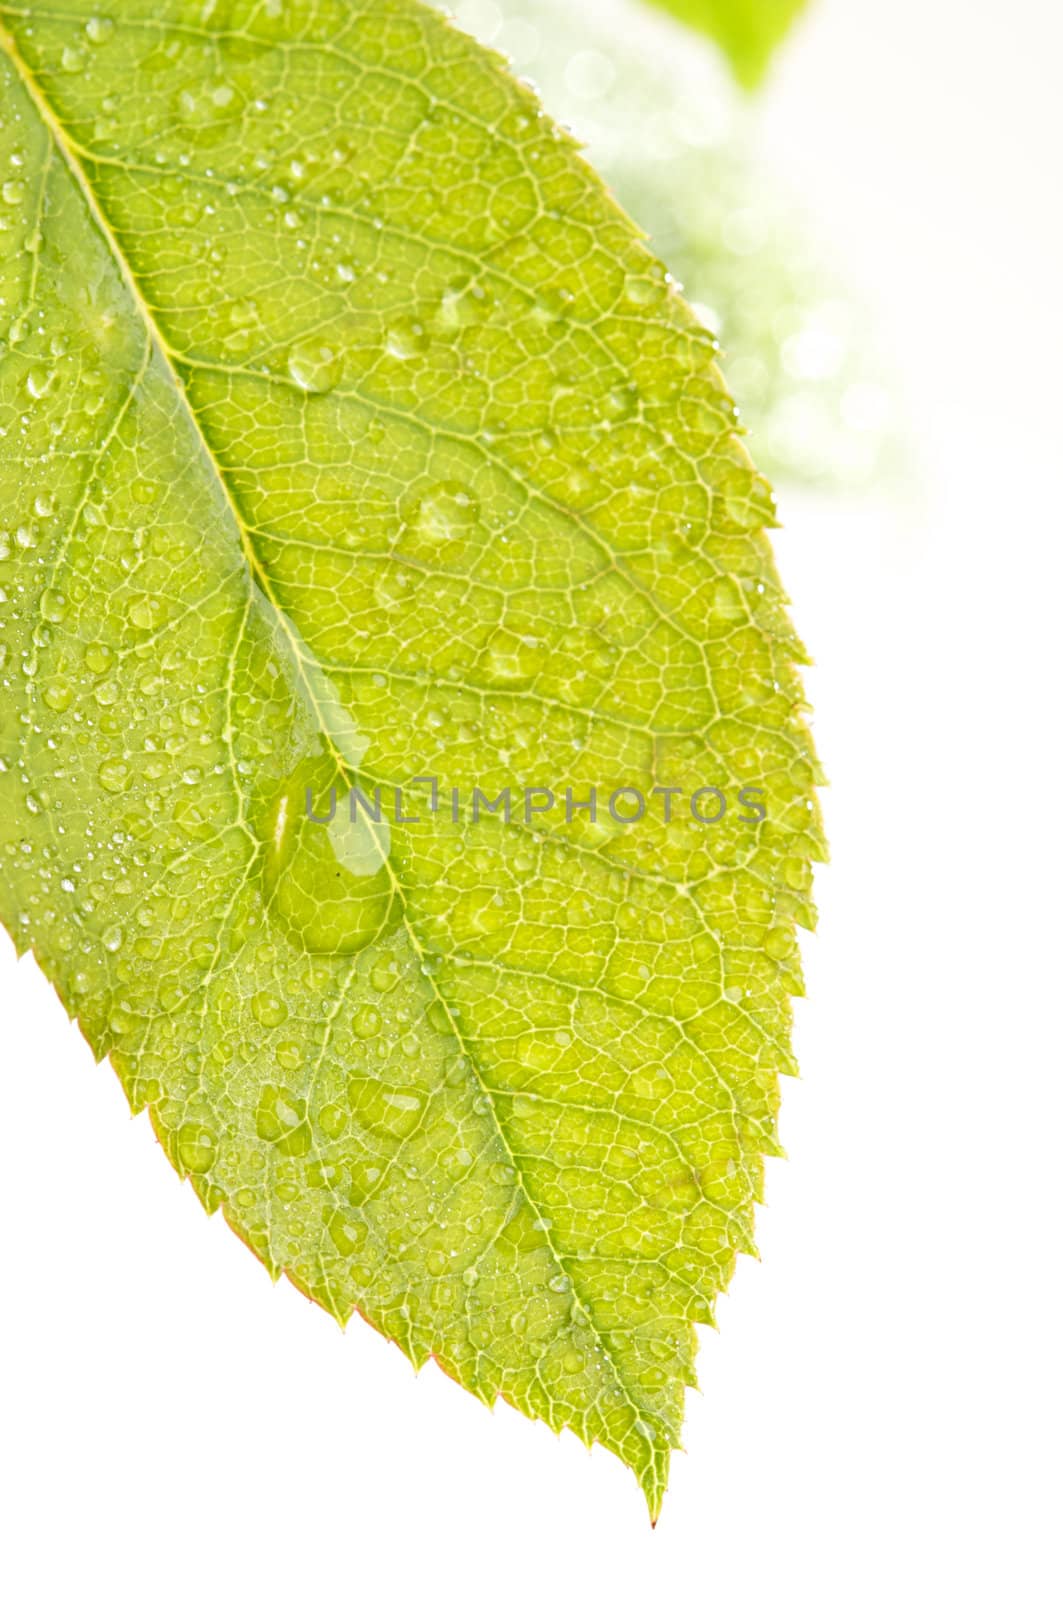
2, 0, 1060, 1594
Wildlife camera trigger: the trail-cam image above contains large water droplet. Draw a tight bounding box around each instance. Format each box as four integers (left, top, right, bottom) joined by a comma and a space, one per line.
98, 757, 131, 793
40, 588, 67, 623
435, 276, 491, 333
287, 340, 342, 395
763, 924, 795, 960
328, 1212, 367, 1256
256, 753, 397, 954
414, 482, 478, 540
624, 266, 667, 308
347, 1074, 424, 1139
385, 316, 428, 360
177, 1122, 217, 1174
43, 679, 73, 712
251, 989, 288, 1028
175, 79, 242, 128
482, 626, 548, 685
256, 1084, 311, 1155
84, 640, 114, 675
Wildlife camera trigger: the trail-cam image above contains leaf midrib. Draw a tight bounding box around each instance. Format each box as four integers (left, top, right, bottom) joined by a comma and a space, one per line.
0, 16, 668, 1499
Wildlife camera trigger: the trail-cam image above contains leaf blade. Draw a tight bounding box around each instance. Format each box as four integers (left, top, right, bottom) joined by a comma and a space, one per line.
0, 0, 821, 1513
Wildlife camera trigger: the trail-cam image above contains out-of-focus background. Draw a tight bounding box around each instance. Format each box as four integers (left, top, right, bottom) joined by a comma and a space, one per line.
462, 0, 903, 491
2, 1, 1060, 1595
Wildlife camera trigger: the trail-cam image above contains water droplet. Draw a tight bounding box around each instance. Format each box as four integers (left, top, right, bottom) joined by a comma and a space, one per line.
482, 626, 547, 684
318, 1102, 347, 1138
370, 954, 400, 993
176, 80, 241, 127
352, 1004, 381, 1039
86, 15, 114, 44
40, 588, 67, 622
604, 384, 638, 420
783, 856, 811, 892
255, 754, 398, 955
128, 597, 158, 630
287, 340, 342, 394
98, 757, 131, 793
347, 1074, 424, 1140
108, 998, 135, 1036
84, 641, 114, 675
764, 924, 795, 960
42, 679, 73, 712
1, 180, 25, 206
251, 989, 288, 1028
328, 1212, 366, 1256
177, 1123, 217, 1174
385, 316, 428, 360
436, 276, 491, 332
532, 286, 574, 325
624, 267, 667, 308
256, 1083, 311, 1155
712, 575, 746, 620
411, 481, 478, 541
629, 1066, 672, 1100
425, 999, 452, 1035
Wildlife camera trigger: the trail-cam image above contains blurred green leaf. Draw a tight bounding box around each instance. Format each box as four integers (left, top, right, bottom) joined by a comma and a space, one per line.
647, 0, 808, 88
466, 0, 895, 488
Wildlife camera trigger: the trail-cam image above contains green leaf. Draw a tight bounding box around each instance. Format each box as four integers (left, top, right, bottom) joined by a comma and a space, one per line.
0, 0, 821, 1515
644, 0, 808, 88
